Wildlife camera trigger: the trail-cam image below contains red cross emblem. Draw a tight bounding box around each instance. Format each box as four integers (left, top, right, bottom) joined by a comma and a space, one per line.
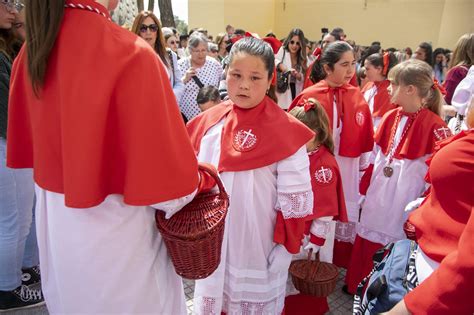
355, 111, 365, 126
233, 129, 258, 152
314, 166, 334, 185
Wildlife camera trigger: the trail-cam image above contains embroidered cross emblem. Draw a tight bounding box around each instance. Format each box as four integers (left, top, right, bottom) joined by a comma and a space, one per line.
434, 127, 451, 140
356, 111, 365, 126
233, 129, 258, 152
314, 166, 334, 185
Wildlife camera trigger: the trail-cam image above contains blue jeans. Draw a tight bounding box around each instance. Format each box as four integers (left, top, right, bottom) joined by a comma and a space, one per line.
22, 196, 39, 269
0, 138, 35, 290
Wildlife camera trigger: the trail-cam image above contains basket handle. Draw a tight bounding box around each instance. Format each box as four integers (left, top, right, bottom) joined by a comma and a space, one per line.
198, 163, 228, 199
306, 248, 321, 279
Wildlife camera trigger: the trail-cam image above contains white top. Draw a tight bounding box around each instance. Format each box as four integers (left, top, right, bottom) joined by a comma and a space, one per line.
363, 84, 382, 130
178, 56, 223, 120
193, 119, 313, 315
358, 117, 430, 245
274, 47, 304, 110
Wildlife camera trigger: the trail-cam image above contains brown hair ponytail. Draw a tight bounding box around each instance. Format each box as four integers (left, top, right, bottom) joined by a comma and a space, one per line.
26, 0, 65, 95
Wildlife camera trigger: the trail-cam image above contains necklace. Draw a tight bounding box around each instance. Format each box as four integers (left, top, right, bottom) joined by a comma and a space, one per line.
383, 107, 424, 177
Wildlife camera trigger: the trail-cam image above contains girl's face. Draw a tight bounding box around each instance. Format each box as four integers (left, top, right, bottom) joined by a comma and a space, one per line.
0, 2, 17, 29
139, 17, 158, 48
227, 52, 272, 109
364, 59, 384, 82
388, 82, 412, 107
288, 35, 301, 54
167, 35, 179, 52
325, 51, 356, 87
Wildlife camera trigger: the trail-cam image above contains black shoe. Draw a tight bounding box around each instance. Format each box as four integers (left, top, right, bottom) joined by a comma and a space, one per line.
21, 266, 41, 286
342, 284, 354, 296
0, 285, 45, 311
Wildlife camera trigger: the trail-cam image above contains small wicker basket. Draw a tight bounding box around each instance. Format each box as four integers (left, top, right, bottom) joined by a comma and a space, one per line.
155, 164, 229, 280
289, 249, 339, 297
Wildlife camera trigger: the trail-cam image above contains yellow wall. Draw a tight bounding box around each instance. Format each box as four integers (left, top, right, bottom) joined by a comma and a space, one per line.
189, 0, 473, 50
188, 0, 275, 39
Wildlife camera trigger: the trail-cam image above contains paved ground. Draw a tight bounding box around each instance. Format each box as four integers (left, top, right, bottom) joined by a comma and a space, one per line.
6, 269, 353, 314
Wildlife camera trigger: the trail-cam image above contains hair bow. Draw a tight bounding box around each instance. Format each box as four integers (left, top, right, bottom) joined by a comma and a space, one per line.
301, 99, 315, 112
432, 79, 447, 95
382, 53, 390, 76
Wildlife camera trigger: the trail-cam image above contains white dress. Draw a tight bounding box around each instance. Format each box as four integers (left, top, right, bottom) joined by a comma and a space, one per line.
35, 185, 197, 314
363, 84, 383, 130
357, 117, 430, 245
193, 120, 313, 315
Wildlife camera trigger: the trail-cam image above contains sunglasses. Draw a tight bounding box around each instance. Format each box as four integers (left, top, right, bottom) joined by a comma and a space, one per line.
290, 40, 301, 46
168, 40, 178, 45
139, 24, 158, 33
0, 0, 24, 13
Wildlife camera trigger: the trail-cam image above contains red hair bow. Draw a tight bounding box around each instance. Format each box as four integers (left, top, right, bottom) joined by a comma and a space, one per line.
301, 99, 315, 112
382, 53, 390, 76
432, 79, 447, 95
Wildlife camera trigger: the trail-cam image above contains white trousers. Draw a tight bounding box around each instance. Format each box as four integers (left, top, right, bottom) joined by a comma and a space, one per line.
35, 185, 187, 314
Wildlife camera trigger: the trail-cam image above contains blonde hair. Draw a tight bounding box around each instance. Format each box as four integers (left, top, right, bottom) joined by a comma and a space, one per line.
388, 59, 441, 116
289, 99, 334, 153
449, 33, 474, 68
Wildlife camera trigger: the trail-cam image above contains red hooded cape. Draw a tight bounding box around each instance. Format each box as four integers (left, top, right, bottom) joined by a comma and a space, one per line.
289, 81, 374, 157
361, 80, 397, 118
7, 0, 198, 208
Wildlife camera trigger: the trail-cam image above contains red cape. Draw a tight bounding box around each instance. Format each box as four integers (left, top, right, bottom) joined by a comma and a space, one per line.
289, 81, 374, 157
187, 96, 314, 172
308, 146, 348, 221
375, 108, 451, 160
7, 0, 198, 208
361, 80, 398, 118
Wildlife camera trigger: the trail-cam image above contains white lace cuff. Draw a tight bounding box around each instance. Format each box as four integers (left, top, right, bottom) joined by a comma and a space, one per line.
275, 190, 313, 219
310, 219, 331, 238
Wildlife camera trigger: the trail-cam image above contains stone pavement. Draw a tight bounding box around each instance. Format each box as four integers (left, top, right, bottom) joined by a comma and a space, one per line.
6, 269, 353, 315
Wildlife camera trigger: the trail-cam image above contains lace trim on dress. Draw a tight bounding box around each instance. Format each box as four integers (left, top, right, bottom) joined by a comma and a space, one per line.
356, 224, 399, 245
335, 221, 356, 243
276, 190, 313, 219
312, 219, 331, 238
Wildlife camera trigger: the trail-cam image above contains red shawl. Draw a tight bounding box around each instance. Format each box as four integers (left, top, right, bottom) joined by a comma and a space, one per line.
7, 0, 198, 208
361, 80, 398, 118
187, 96, 315, 172
289, 81, 374, 157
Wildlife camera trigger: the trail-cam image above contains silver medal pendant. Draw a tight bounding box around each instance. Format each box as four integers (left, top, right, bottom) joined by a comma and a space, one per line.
383, 166, 393, 177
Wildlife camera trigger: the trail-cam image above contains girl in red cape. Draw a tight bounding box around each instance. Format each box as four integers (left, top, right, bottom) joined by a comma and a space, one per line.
377, 94, 474, 315
289, 42, 374, 270
285, 99, 349, 315
345, 59, 452, 295
6, 0, 214, 313
362, 52, 399, 130
187, 37, 314, 315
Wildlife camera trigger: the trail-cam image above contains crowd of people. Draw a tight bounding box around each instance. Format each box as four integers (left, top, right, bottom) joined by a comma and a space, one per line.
0, 0, 473, 314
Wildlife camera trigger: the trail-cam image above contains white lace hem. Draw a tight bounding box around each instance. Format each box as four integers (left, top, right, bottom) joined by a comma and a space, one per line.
335, 221, 356, 243
356, 224, 400, 245
194, 294, 284, 315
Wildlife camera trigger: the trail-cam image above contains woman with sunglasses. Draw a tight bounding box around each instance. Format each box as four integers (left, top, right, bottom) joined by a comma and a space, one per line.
131, 11, 184, 105
7, 0, 217, 313
0, 0, 45, 311
275, 28, 308, 110
162, 27, 180, 57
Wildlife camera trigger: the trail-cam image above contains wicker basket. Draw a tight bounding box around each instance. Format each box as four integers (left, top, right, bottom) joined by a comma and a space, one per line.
289, 249, 339, 297
403, 220, 417, 241
155, 164, 229, 280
